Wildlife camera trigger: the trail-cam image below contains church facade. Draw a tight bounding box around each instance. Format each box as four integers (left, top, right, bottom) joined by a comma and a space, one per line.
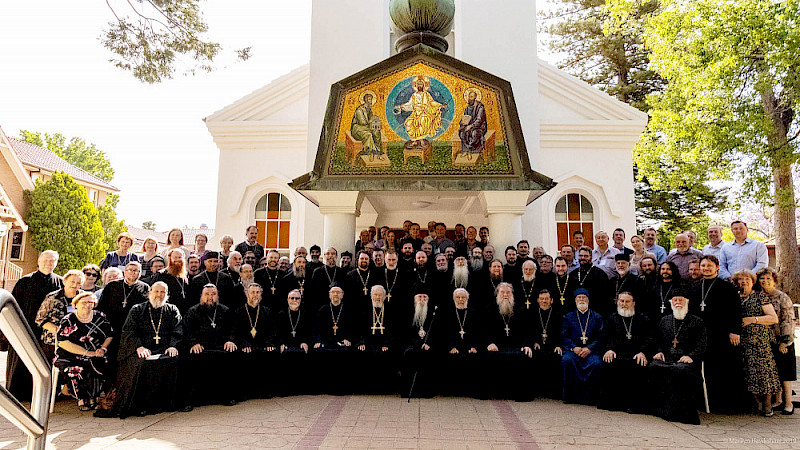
205, 0, 646, 256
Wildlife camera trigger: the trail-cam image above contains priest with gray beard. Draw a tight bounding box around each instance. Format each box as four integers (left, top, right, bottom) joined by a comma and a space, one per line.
401, 293, 437, 398
280, 255, 308, 305
597, 291, 652, 413
512, 260, 540, 313
649, 292, 707, 424
469, 247, 485, 274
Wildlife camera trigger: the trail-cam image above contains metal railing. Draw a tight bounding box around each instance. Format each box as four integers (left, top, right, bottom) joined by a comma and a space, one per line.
0, 289, 52, 450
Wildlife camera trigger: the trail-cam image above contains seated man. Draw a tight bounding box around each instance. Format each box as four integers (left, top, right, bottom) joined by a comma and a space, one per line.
232, 283, 277, 399
181, 284, 239, 410
561, 288, 604, 405
484, 282, 533, 400
355, 285, 396, 394
99, 282, 182, 418
274, 289, 312, 396
313, 284, 356, 395
530, 289, 563, 399
597, 292, 652, 412
649, 293, 707, 425
401, 293, 437, 398
441, 288, 483, 397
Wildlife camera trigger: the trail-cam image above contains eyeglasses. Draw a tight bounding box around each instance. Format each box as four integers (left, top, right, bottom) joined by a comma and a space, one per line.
84, 272, 99, 277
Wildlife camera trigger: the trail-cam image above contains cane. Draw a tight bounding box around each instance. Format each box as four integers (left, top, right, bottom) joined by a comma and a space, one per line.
408, 306, 437, 402
701, 361, 710, 413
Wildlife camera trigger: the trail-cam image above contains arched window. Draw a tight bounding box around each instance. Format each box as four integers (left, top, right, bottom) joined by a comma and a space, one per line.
555, 193, 594, 249
255, 193, 291, 251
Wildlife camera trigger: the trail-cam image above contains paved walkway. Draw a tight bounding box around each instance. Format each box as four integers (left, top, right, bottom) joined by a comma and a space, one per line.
0, 392, 797, 449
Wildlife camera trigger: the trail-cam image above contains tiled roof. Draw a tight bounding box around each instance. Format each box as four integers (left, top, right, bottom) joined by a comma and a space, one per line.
126, 226, 168, 245
8, 137, 118, 191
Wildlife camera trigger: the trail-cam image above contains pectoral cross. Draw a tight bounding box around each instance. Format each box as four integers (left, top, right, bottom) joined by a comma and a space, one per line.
387, 293, 391, 301
371, 324, 385, 335
363, 287, 368, 295
504, 324, 510, 337
332, 324, 338, 335
153, 335, 161, 344
672, 337, 679, 348
700, 302, 706, 312
580, 334, 588, 345
626, 332, 632, 340
660, 303, 666, 313
291, 330, 297, 337
542, 332, 548, 344
210, 322, 216, 329
459, 329, 465, 339
525, 300, 531, 309
299, 286, 304, 295
251, 328, 257, 338
560, 296, 565, 306
271, 286, 276, 295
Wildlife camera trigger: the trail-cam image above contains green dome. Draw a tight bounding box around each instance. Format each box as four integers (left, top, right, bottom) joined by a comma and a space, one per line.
389, 0, 455, 36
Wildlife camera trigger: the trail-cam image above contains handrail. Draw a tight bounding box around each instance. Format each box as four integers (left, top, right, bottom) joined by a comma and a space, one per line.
0, 289, 52, 450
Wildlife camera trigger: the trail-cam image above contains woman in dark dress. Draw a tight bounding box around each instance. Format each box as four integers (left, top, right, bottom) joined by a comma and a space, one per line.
733, 271, 781, 417
35, 269, 85, 361
54, 292, 113, 411
757, 268, 797, 415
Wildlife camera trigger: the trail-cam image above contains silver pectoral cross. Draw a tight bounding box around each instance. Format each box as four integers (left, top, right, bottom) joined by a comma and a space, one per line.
580, 334, 588, 345
660, 304, 666, 313
626, 332, 632, 340
459, 329, 465, 339
542, 332, 547, 344
700, 302, 706, 312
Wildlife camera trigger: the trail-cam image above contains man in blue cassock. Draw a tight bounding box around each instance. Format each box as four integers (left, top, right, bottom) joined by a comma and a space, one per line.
561, 288, 604, 405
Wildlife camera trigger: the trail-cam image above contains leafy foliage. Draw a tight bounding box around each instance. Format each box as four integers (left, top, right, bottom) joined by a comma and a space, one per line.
142, 221, 157, 230
98, 193, 128, 253
20, 130, 115, 182
24, 173, 106, 275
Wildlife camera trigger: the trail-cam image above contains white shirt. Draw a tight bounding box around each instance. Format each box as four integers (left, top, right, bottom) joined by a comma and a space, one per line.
592, 246, 621, 277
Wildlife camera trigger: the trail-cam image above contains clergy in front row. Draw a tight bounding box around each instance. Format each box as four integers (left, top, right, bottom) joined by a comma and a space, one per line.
100, 282, 182, 419
530, 289, 563, 399
597, 291, 652, 413
441, 288, 482, 397
484, 282, 533, 400
561, 288, 604, 405
649, 293, 707, 425
275, 289, 312, 396
182, 284, 239, 410
356, 285, 395, 394
401, 293, 437, 398
232, 283, 277, 399
313, 284, 356, 395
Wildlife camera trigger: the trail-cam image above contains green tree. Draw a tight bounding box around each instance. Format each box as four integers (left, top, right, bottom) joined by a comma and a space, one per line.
98, 194, 129, 253
24, 172, 106, 275
539, 0, 727, 232
142, 221, 157, 231
102, 0, 250, 83
607, 0, 800, 299
20, 131, 115, 182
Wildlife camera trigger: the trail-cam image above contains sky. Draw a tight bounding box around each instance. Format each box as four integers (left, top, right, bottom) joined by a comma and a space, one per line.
0, 1, 556, 231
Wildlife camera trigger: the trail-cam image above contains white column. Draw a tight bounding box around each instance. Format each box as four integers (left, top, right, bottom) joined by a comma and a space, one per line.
480, 191, 530, 259
314, 191, 363, 256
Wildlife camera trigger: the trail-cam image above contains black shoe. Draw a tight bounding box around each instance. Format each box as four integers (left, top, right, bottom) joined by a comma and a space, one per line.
225, 399, 237, 406
136, 410, 148, 417
782, 406, 794, 415
93, 408, 115, 418
180, 405, 194, 413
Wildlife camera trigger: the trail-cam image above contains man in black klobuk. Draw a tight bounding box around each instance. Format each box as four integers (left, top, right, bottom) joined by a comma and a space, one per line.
401, 293, 437, 398
649, 292, 707, 425
274, 289, 311, 396
101, 281, 181, 418
313, 284, 356, 395
232, 282, 276, 399
597, 291, 652, 413
484, 282, 533, 400
355, 285, 395, 394
181, 284, 238, 409
530, 289, 563, 399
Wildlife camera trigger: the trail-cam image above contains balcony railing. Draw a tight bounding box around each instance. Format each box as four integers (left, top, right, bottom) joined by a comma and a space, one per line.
0, 260, 24, 284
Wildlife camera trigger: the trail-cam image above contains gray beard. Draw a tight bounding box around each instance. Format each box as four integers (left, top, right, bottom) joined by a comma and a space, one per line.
413, 303, 428, 328
453, 266, 469, 287
470, 258, 483, 271
241, 278, 254, 290
293, 266, 305, 278
672, 305, 688, 321
617, 306, 635, 318
230, 264, 241, 273
523, 273, 535, 283
371, 300, 384, 309
498, 299, 514, 316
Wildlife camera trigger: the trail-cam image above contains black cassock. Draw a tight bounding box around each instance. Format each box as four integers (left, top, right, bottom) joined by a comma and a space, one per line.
544, 273, 577, 313
96, 279, 150, 378
609, 274, 645, 309
181, 303, 238, 406
530, 306, 563, 399
232, 302, 276, 399
355, 303, 396, 394
308, 265, 346, 311
643, 280, 686, 328
279, 272, 309, 306
569, 264, 610, 312
313, 302, 357, 394
6, 270, 63, 400
483, 305, 533, 400
148, 272, 188, 314
597, 313, 653, 412
400, 307, 437, 398
690, 276, 745, 413
440, 306, 484, 397
253, 267, 282, 311
649, 314, 707, 425
345, 268, 383, 309
189, 271, 236, 308
109, 302, 182, 418
274, 307, 313, 396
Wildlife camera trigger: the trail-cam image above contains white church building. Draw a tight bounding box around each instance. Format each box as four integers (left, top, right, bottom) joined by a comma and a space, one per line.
204, 0, 647, 256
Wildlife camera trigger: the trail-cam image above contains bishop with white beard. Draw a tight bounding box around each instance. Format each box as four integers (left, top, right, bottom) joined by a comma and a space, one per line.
561, 288, 604, 405
401, 293, 437, 398
649, 293, 707, 425
355, 285, 396, 394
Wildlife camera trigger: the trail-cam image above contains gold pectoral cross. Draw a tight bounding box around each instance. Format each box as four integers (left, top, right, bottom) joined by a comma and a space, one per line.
332, 323, 338, 335
504, 325, 510, 337
371, 324, 385, 335
525, 300, 531, 309
387, 293, 391, 301
672, 337, 679, 348
626, 332, 632, 340
560, 296, 565, 306
271, 286, 276, 295
153, 335, 161, 344
580, 334, 588, 345
251, 328, 257, 338
363, 287, 368, 295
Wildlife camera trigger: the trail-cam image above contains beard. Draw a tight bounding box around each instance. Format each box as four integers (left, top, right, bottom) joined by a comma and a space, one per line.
230, 263, 242, 273
470, 258, 483, 271
522, 272, 535, 283
617, 306, 635, 318
371, 299, 384, 309
167, 259, 184, 277
149, 297, 167, 308
576, 302, 589, 313
241, 276, 254, 290
413, 302, 428, 328
293, 266, 305, 279
497, 298, 514, 316
453, 265, 469, 287
672, 304, 688, 321
490, 272, 502, 281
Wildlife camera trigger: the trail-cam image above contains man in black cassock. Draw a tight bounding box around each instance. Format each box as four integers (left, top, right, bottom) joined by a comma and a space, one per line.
220, 250, 242, 285
306, 245, 323, 276
254, 249, 283, 311
274, 289, 312, 396
401, 293, 437, 398
530, 289, 563, 399
308, 247, 346, 311
235, 225, 265, 262
546, 257, 576, 313
149, 249, 189, 313
650, 293, 707, 425
189, 251, 235, 309
440, 288, 483, 397
99, 281, 182, 418
6, 250, 63, 400
644, 261, 684, 326
409, 251, 432, 295
607, 254, 644, 316
96, 261, 150, 379
568, 247, 610, 315
597, 291, 652, 412
280, 255, 309, 304
512, 259, 544, 314
355, 285, 396, 394
313, 284, 356, 395
346, 251, 383, 309
232, 283, 277, 399
382, 251, 410, 324
484, 282, 533, 400
181, 284, 239, 409
561, 288, 604, 405
690, 255, 745, 413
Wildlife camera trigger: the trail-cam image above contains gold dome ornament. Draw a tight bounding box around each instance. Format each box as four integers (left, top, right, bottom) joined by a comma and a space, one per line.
389, 0, 455, 53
